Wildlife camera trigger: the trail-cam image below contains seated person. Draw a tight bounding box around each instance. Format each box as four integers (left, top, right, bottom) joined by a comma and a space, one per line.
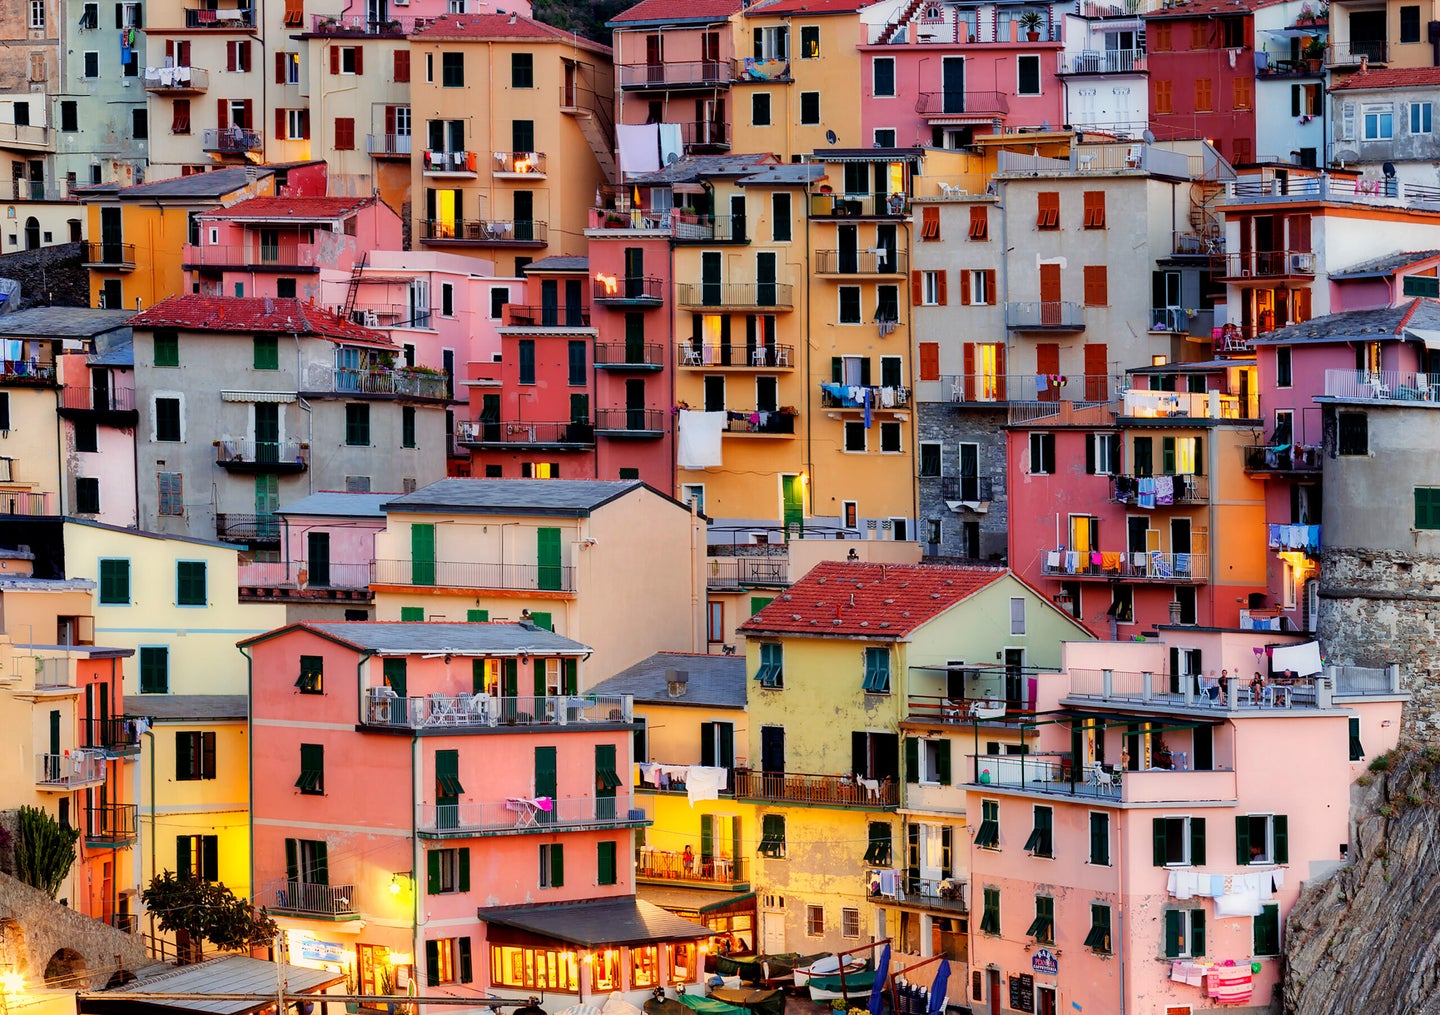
1249, 670, 1266, 699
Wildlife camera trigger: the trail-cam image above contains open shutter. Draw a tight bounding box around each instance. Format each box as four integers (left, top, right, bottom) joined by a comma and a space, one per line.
1086, 436, 1096, 474
1273, 815, 1288, 864
994, 344, 1007, 400
427, 849, 441, 894
459, 847, 470, 891
700, 813, 714, 859
701, 722, 716, 766
563, 658, 577, 694
937, 270, 948, 305
202, 732, 216, 778
330, 47, 341, 75
1235, 815, 1250, 865
285, 838, 298, 881
550, 843, 565, 887
959, 270, 971, 305
457, 938, 472, 983
203, 837, 218, 881
177, 836, 192, 878
300, 110, 310, 140
905, 736, 919, 782
937, 740, 951, 785
313, 841, 328, 884
354, 46, 364, 75
1190, 817, 1205, 865
533, 658, 546, 697
217, 99, 228, 130
275, 107, 285, 140
226, 41, 236, 72
1164, 910, 1183, 957
962, 343, 975, 400
911, 271, 922, 304
1152, 817, 1168, 867
275, 52, 286, 84
425, 941, 440, 986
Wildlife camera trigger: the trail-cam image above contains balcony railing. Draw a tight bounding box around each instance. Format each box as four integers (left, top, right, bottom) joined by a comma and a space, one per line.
215, 438, 310, 470
706, 557, 789, 587
59, 385, 137, 413
735, 768, 898, 807
677, 343, 794, 368
236, 560, 373, 589
1, 360, 56, 386
185, 243, 320, 269
27, 657, 75, 690
637, 849, 748, 885
1215, 250, 1315, 279
371, 558, 576, 591
201, 128, 263, 153
1324, 368, 1440, 402
417, 795, 645, 835
143, 66, 210, 91
501, 305, 592, 328
1005, 301, 1087, 329
455, 420, 595, 448
0, 491, 54, 515
366, 689, 631, 730
420, 219, 548, 245
493, 151, 548, 176
671, 213, 743, 242
595, 342, 666, 368
215, 512, 281, 542
676, 283, 793, 310
260, 879, 359, 917
680, 120, 730, 150
938, 476, 994, 501
1242, 443, 1323, 473
0, 122, 53, 149
36, 750, 107, 790
84, 717, 143, 755
1041, 550, 1208, 581
1121, 388, 1248, 420
914, 91, 1010, 117
308, 12, 428, 34
366, 133, 412, 157
595, 408, 666, 434
1326, 40, 1387, 67
83, 242, 137, 269
867, 872, 967, 910
940, 373, 1118, 404
819, 383, 911, 409
724, 412, 795, 435
185, 6, 255, 27
1057, 48, 1146, 74
332, 367, 450, 399
814, 250, 908, 275
1110, 473, 1209, 505
422, 150, 479, 174
809, 193, 909, 218
86, 803, 137, 846
594, 276, 664, 304
619, 61, 736, 89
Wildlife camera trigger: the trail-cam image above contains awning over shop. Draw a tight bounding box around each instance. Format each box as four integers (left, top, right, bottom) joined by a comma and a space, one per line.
78, 956, 342, 1015
639, 885, 757, 918
478, 898, 711, 948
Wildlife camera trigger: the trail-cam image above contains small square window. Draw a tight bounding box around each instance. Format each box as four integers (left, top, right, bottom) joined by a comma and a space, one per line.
799, 92, 820, 125
1337, 411, 1367, 456
844, 420, 866, 451
805, 905, 824, 936
296, 655, 324, 693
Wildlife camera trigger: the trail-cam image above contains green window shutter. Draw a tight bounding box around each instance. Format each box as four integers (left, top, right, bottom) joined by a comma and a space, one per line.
1235, 815, 1250, 865
383, 658, 407, 697
313, 841, 328, 884
529, 610, 553, 631
595, 743, 618, 795
598, 841, 617, 885
551, 843, 565, 887
177, 561, 206, 605
1255, 903, 1280, 955
458, 848, 470, 891
401, 606, 424, 622
535, 746, 557, 798
254, 335, 279, 369
458, 938, 473, 983
1090, 813, 1109, 865
1153, 818, 1168, 867
1194, 435, 1204, 474
1162, 436, 1176, 475
1348, 717, 1365, 761
467, 609, 489, 622
1190, 817, 1205, 865
425, 940, 440, 986
905, 737, 919, 782
436, 749, 461, 799
427, 850, 441, 894
700, 814, 714, 858
141, 647, 167, 693
750, 596, 773, 615
502, 658, 518, 696
201, 732, 216, 778
1164, 910, 1183, 958
1191, 908, 1206, 957
285, 838, 298, 881
176, 835, 192, 878
411, 523, 436, 585
472, 660, 485, 694
100, 559, 130, 604
1273, 815, 1288, 864
563, 658, 577, 694
533, 658, 547, 697
537, 527, 562, 590
937, 740, 951, 785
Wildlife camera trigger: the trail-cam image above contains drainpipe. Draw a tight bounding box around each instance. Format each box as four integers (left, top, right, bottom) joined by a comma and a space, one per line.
241, 644, 256, 914
143, 723, 157, 941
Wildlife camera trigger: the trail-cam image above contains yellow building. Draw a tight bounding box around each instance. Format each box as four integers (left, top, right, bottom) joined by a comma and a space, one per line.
736, 560, 1091, 957
408, 14, 615, 276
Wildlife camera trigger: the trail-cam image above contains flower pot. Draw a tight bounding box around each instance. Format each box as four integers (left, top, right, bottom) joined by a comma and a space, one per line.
1027, 30, 1040, 40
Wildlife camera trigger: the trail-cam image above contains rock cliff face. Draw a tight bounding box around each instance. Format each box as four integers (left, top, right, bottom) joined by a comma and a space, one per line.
1283, 749, 1440, 1014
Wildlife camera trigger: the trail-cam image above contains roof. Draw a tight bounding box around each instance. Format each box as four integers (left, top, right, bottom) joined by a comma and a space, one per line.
745, 0, 876, 15
137, 695, 250, 721
523, 255, 589, 272
88, 331, 134, 367
80, 955, 341, 1015
1329, 66, 1440, 91
103, 166, 268, 202
277, 492, 396, 518
411, 13, 613, 56
1250, 300, 1424, 345
127, 295, 394, 345
638, 885, 757, 916
0, 307, 135, 339
383, 478, 647, 516
739, 561, 1010, 638
609, 0, 744, 25
62, 517, 237, 551
1330, 250, 1440, 278
0, 577, 97, 592
1144, 0, 1287, 19
737, 164, 826, 186
1128, 357, 1250, 374
588, 652, 747, 708
627, 153, 778, 185
239, 621, 593, 656
477, 898, 711, 946
197, 195, 374, 220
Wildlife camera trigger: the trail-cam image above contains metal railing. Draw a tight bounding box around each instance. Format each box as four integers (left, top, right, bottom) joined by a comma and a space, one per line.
36, 750, 106, 789
619, 60, 735, 89
680, 120, 730, 149
820, 384, 911, 409
455, 420, 595, 447
493, 151, 548, 175
2, 359, 57, 385
1040, 550, 1208, 581
59, 386, 137, 412
706, 557, 790, 587
371, 558, 576, 591
501, 305, 592, 328
143, 66, 210, 91
938, 476, 994, 501
86, 803, 137, 846
1242, 444, 1323, 472
201, 128, 262, 153
185, 243, 320, 268
734, 768, 898, 807
676, 283, 794, 309
595, 408, 666, 433
636, 849, 748, 885
366, 134, 412, 156
349, 303, 430, 329
940, 373, 1118, 404
677, 343, 794, 368
215, 438, 310, 468
915, 91, 1009, 116
421, 219, 548, 244
260, 879, 358, 916
332, 367, 450, 398
185, 6, 255, 27
593, 276, 664, 302
215, 513, 281, 542
417, 795, 643, 834
309, 12, 429, 34
237, 560, 373, 589
83, 717, 143, 754
595, 342, 667, 367
1326, 40, 1387, 66
1215, 250, 1315, 277
906, 694, 1014, 724
810, 193, 909, 218
1121, 388, 1247, 419
365, 689, 631, 729
0, 491, 54, 515
1110, 473, 1209, 505
1324, 368, 1440, 402
877, 875, 968, 911
724, 412, 795, 435
1057, 48, 1145, 74
1172, 232, 1220, 257
30, 657, 74, 690
83, 242, 137, 268
814, 250, 908, 275
421, 149, 479, 173
670, 213, 743, 242
1005, 301, 1087, 329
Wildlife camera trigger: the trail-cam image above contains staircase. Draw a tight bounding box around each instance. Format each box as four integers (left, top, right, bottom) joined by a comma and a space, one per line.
1189, 180, 1224, 242
340, 251, 368, 321
876, 0, 930, 46
569, 108, 618, 185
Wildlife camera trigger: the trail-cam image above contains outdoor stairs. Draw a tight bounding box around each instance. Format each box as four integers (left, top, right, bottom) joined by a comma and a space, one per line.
1189, 180, 1224, 241
340, 251, 368, 320
876, 0, 929, 45
567, 106, 618, 186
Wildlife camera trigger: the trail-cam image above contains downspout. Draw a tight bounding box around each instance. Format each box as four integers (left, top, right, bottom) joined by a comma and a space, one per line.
241, 644, 256, 914
900, 192, 915, 528
1115, 805, 1125, 1015
144, 724, 157, 939
803, 173, 814, 514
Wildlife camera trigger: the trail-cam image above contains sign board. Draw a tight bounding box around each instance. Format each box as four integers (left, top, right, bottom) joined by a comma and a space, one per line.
1032, 948, 1059, 975
1008, 974, 1034, 1013
296, 936, 346, 964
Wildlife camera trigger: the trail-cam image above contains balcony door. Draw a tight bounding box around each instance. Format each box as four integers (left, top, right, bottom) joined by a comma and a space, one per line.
941, 57, 965, 114
1040, 263, 1062, 325
701, 251, 722, 305
254, 402, 279, 463
646, 34, 663, 83
760, 725, 784, 772
255, 475, 278, 533
411, 522, 436, 586
307, 531, 331, 587
838, 224, 858, 274
537, 526, 562, 590
756, 252, 777, 307
100, 207, 123, 265
626, 378, 647, 431
90, 368, 111, 412
535, 746, 557, 824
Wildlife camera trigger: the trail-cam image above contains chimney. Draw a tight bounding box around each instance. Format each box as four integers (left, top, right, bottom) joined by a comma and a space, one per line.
666, 669, 689, 698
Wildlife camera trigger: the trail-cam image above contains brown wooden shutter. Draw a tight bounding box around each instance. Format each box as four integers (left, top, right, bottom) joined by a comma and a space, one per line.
960, 270, 971, 305
216, 99, 228, 130
1039, 263, 1061, 303
962, 343, 975, 400
984, 270, 997, 302
968, 205, 988, 240
936, 270, 948, 305
330, 46, 341, 75
994, 343, 1007, 400
919, 342, 939, 381
226, 41, 237, 72
1036, 343, 1060, 401
384, 105, 396, 135
921, 205, 939, 240
240, 99, 253, 127
275, 52, 286, 84
165, 39, 174, 59
171, 100, 190, 133
353, 46, 363, 75
275, 107, 286, 139
1083, 265, 1108, 306
1084, 343, 1108, 400
300, 109, 310, 140
911, 270, 923, 304
394, 49, 410, 83
336, 117, 355, 150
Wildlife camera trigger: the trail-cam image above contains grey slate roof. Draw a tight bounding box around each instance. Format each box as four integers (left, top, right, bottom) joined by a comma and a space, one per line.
737, 164, 825, 186
0, 577, 96, 592
1128, 357, 1250, 374
1251, 300, 1422, 345
477, 898, 711, 946
589, 652, 746, 708
1330, 250, 1440, 278
110, 166, 268, 201
524, 255, 589, 272
628, 154, 776, 185
0, 307, 135, 339
88, 331, 133, 366
383, 478, 644, 516
278, 491, 396, 518
83, 955, 341, 1015
139, 695, 249, 721
300, 621, 593, 656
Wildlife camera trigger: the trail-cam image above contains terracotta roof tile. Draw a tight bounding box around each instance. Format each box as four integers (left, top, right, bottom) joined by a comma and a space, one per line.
1329, 66, 1440, 91
745, 0, 875, 14
197, 196, 374, 220
610, 0, 744, 24
127, 295, 394, 345
739, 560, 1009, 638
412, 13, 612, 55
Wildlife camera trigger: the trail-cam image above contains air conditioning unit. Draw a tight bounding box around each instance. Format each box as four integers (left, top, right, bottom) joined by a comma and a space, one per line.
394, 0, 409, 5
1290, 252, 1316, 274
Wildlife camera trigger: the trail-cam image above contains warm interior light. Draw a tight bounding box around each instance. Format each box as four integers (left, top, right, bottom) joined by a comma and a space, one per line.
0, 973, 24, 994
596, 272, 619, 295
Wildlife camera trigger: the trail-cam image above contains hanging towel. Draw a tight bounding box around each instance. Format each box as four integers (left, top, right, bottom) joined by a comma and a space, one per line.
1151, 551, 1173, 578
1036, 374, 1048, 392
863, 386, 873, 429
1046, 550, 1062, 569
1155, 475, 1174, 505
658, 122, 684, 165
686, 765, 727, 805
616, 123, 662, 174
1101, 551, 1122, 572
1090, 551, 1103, 567
1175, 552, 1191, 575
677, 410, 725, 469
1065, 551, 1080, 572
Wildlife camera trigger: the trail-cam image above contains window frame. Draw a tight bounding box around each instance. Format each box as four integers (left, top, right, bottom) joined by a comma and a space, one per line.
176, 560, 207, 607
1363, 103, 1395, 141
1016, 54, 1041, 96
1023, 805, 1053, 858
872, 56, 896, 97
1165, 908, 1206, 959
975, 799, 1000, 849
758, 813, 787, 857
296, 742, 325, 795
441, 51, 465, 87
1337, 411, 1368, 456
1085, 903, 1112, 952
1025, 894, 1055, 943
1088, 811, 1110, 866
861, 646, 891, 693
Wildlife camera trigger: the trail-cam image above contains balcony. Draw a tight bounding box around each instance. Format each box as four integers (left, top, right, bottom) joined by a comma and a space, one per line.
85, 803, 137, 847
734, 768, 898, 808
1323, 368, 1440, 402
866, 871, 968, 912
1121, 388, 1248, 420
637, 849, 748, 887
671, 213, 744, 242
1242, 443, 1323, 474
0, 491, 54, 515
594, 342, 666, 370
1326, 40, 1387, 67
331, 367, 451, 399
595, 408, 666, 437
914, 91, 1010, 121
366, 134, 412, 158
593, 275, 664, 305
723, 411, 795, 435
422, 150, 480, 177
83, 717, 143, 757
417, 795, 647, 837
82, 242, 136, 271
201, 128, 263, 154
493, 151, 548, 179
1056, 48, 1146, 74
938, 476, 994, 502
819, 383, 911, 409
500, 305, 593, 330
809, 193, 909, 218
237, 560, 373, 592
143, 66, 210, 92
0, 122, 53, 151
680, 120, 730, 151
371, 558, 576, 592
1065, 667, 1382, 714
906, 694, 1017, 724
1171, 232, 1221, 258
184, 242, 321, 271
455, 419, 596, 449
36, 750, 106, 791
349, 303, 431, 329
676, 283, 793, 310
308, 12, 427, 35
259, 879, 359, 919
736, 58, 790, 83
1040, 550, 1208, 581
619, 60, 735, 90
184, 5, 255, 27
420, 219, 548, 247
966, 749, 1240, 803
0, 360, 55, 387
365, 689, 631, 730
215, 438, 309, 473
677, 343, 794, 369
1110, 473, 1209, 505
24, 657, 77, 692
215, 512, 280, 543
814, 250, 908, 276
1214, 249, 1315, 281
942, 373, 1117, 405
706, 556, 789, 588
1005, 301, 1087, 330
58, 385, 138, 422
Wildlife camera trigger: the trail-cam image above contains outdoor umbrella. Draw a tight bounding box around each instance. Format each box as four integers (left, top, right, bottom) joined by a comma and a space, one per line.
867, 944, 892, 1015
927, 960, 951, 1015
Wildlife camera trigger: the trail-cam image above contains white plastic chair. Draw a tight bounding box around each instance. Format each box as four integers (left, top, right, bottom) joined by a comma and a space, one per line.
1090, 764, 1115, 795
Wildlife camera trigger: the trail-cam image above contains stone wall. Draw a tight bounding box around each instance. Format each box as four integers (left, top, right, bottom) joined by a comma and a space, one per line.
916, 403, 1010, 561
0, 871, 149, 987
0, 242, 90, 309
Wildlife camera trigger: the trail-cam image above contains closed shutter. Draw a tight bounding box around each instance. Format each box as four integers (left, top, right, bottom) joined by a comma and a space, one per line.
919, 342, 939, 381
959, 270, 971, 305
1273, 815, 1288, 863
216, 99, 228, 130
936, 740, 951, 784
425, 941, 440, 986
394, 50, 411, 83
904, 736, 918, 782
911, 271, 922, 304
175, 732, 193, 780
1083, 265, 1108, 306
1190, 817, 1205, 865
285, 838, 298, 881
275, 52, 286, 84
962, 343, 975, 400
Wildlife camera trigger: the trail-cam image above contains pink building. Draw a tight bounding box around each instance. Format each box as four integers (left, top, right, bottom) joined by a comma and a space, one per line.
243, 620, 709, 1005
964, 629, 1405, 1015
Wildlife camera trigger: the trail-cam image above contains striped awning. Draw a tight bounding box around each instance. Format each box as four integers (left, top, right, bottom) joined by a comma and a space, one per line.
221, 390, 297, 402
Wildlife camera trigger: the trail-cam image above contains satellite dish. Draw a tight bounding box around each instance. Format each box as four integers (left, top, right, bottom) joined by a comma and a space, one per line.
826, 129, 839, 145
665, 151, 680, 165
1384, 162, 1397, 178
1143, 129, 1156, 144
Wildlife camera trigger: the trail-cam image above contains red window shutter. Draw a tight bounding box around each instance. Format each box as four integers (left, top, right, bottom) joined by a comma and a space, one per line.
960, 270, 971, 305
226, 41, 236, 72
275, 51, 286, 84
936, 271, 948, 306
1084, 343, 1108, 400
1039, 264, 1060, 303
165, 39, 174, 59
300, 110, 310, 140
336, 117, 355, 150
919, 342, 939, 381
911, 270, 923, 304
1036, 342, 1060, 400
394, 50, 411, 83
984, 270, 997, 302
969, 205, 988, 240
330, 46, 340, 75
178, 40, 191, 65
384, 105, 396, 135
354, 47, 363, 75
994, 343, 1007, 400
241, 99, 253, 127
172, 100, 190, 134
962, 343, 975, 399
921, 205, 939, 240
216, 98, 228, 130
275, 107, 286, 139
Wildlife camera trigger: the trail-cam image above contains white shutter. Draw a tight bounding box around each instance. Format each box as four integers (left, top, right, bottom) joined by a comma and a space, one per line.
1340, 100, 1356, 141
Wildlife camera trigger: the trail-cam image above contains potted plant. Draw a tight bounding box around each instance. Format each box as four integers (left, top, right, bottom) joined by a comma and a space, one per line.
1019, 10, 1043, 41
1296, 2, 1315, 23
1303, 37, 1325, 71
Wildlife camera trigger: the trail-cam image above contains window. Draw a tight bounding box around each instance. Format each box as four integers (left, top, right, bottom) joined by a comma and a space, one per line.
511, 52, 534, 88
754, 24, 789, 60
681, 484, 705, 514
1194, 77, 1213, 112
1337, 411, 1367, 456
426, 938, 473, 985
1083, 191, 1106, 229
1029, 432, 1055, 474
595, 839, 619, 885
975, 799, 999, 848
873, 57, 895, 96
1233, 75, 1252, 111
880, 421, 902, 453
80, 2, 98, 28
346, 476, 371, 493
1291, 83, 1321, 117
800, 25, 820, 57
1026, 895, 1055, 943
490, 287, 509, 319
1155, 79, 1173, 114
800, 92, 820, 125
1275, 347, 1292, 388
770, 193, 793, 241
1016, 54, 1040, 96
919, 270, 946, 305
29, 0, 46, 27
296, 743, 324, 794
428, 847, 470, 894
519, 339, 536, 384
1236, 813, 1288, 865
862, 646, 891, 692
845, 420, 867, 452
755, 643, 783, 687
158, 472, 183, 516
568, 340, 586, 386
1349, 716, 1366, 761
1164, 909, 1206, 958
1085, 904, 1112, 952
401, 607, 425, 622
175, 731, 216, 780
1089, 812, 1110, 865
253, 335, 279, 370
841, 907, 861, 938
752, 93, 771, 126
1253, 903, 1280, 956
979, 888, 1001, 935
171, 99, 191, 134
758, 814, 786, 857
279, 51, 301, 84
968, 205, 989, 240
1411, 101, 1433, 134
176, 561, 206, 606
177, 835, 218, 881
154, 397, 181, 442
1364, 104, 1394, 141
1083, 264, 1108, 305
1024, 806, 1053, 857
908, 736, 951, 784
876, 285, 899, 323
863, 822, 892, 865
82, 51, 99, 78
441, 52, 465, 87
1009, 596, 1027, 636
1401, 3, 1422, 41
806, 905, 824, 936
154, 331, 179, 366
1152, 816, 1206, 866
60, 101, 77, 132
874, 128, 896, 148
99, 559, 130, 605
919, 442, 941, 477
1162, 435, 1202, 475
140, 647, 169, 693
839, 286, 862, 323
1036, 191, 1059, 229
1086, 433, 1120, 475
490, 945, 578, 991
75, 478, 100, 514
345, 403, 370, 446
